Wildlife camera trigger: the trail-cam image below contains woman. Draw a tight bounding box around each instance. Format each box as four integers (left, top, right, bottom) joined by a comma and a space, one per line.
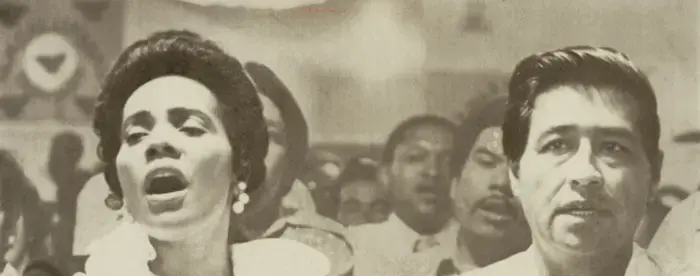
73, 30, 330, 276
0, 151, 51, 275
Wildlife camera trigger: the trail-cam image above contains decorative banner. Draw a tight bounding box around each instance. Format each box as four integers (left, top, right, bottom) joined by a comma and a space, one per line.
0, 0, 123, 257
0, 0, 119, 123
172, 0, 328, 10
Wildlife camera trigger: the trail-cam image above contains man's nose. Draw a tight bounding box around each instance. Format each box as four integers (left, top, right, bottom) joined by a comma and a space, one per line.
489, 166, 512, 196
422, 156, 440, 177
567, 143, 603, 189
145, 137, 181, 162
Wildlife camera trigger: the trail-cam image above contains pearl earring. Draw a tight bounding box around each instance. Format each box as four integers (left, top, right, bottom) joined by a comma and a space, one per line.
232, 182, 250, 214
105, 193, 124, 210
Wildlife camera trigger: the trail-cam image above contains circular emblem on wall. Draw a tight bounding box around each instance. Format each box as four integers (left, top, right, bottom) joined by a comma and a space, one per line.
0, 14, 106, 123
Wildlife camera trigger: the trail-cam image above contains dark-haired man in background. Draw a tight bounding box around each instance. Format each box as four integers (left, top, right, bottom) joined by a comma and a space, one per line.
463, 46, 664, 276
417, 96, 531, 276
349, 115, 459, 276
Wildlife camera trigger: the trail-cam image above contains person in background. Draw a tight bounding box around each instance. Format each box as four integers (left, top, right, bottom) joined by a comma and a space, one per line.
416, 95, 530, 276
303, 150, 343, 219
234, 62, 354, 276
349, 115, 459, 276
647, 188, 700, 273
635, 185, 689, 248
336, 156, 390, 226
0, 150, 51, 275
47, 132, 92, 265
463, 46, 665, 276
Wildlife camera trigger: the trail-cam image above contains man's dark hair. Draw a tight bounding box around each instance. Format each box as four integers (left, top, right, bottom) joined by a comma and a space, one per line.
336, 157, 379, 188
93, 29, 268, 197
502, 46, 661, 179
381, 115, 457, 164
451, 95, 507, 175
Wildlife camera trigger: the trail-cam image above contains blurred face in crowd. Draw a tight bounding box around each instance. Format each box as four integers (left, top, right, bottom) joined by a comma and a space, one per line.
116, 76, 234, 239
337, 179, 390, 226
388, 124, 453, 221
512, 85, 657, 255
452, 127, 526, 239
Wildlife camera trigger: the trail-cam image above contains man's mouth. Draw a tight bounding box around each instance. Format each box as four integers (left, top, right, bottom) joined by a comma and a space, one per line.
555, 201, 610, 217
145, 168, 188, 196
478, 197, 516, 221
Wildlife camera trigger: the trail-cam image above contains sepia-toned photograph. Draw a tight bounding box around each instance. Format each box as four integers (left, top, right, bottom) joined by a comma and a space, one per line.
0, 0, 697, 275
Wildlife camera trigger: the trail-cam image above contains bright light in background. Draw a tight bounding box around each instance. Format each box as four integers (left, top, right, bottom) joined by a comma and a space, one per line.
310, 0, 426, 81
172, 0, 328, 10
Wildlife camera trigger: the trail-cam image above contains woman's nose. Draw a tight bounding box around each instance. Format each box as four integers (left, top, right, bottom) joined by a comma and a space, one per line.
145, 140, 181, 162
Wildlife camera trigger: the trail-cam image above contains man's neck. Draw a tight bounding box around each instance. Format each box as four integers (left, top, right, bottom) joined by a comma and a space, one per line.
149, 214, 232, 276
393, 209, 450, 236
533, 240, 635, 276
455, 227, 528, 269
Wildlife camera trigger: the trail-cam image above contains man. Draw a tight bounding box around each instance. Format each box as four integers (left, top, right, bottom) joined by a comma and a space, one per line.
349, 115, 459, 276
336, 157, 389, 226
647, 131, 700, 274
463, 46, 664, 276
417, 95, 530, 276
236, 62, 354, 276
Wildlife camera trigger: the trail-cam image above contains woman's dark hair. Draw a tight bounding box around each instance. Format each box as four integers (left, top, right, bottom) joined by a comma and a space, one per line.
244, 62, 308, 191
93, 29, 268, 197
0, 151, 50, 260
451, 95, 507, 175
336, 157, 379, 189
503, 46, 661, 180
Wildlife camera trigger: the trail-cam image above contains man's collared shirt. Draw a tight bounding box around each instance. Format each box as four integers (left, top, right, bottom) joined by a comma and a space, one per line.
458, 244, 662, 276
348, 213, 459, 276
648, 192, 700, 275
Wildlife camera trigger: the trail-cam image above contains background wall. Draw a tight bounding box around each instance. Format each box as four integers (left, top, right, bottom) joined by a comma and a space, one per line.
124, 0, 700, 190
0, 0, 124, 201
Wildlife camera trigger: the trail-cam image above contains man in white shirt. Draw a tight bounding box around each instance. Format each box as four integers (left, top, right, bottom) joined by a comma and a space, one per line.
463, 46, 664, 276
349, 115, 459, 276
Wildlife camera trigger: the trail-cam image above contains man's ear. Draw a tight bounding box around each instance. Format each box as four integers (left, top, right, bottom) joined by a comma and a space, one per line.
508, 162, 521, 198
377, 165, 390, 193
650, 149, 665, 197
449, 177, 459, 202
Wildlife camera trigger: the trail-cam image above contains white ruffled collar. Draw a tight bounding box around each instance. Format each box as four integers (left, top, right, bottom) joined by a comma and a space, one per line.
74, 220, 331, 276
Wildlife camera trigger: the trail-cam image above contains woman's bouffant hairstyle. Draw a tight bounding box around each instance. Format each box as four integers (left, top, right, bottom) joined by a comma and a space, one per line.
93, 29, 268, 197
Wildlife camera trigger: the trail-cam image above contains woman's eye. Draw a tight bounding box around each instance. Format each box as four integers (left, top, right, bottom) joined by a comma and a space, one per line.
125, 132, 147, 145
541, 139, 569, 154
181, 127, 206, 137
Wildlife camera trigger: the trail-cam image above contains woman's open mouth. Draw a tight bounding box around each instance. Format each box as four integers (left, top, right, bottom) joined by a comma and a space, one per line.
144, 167, 189, 212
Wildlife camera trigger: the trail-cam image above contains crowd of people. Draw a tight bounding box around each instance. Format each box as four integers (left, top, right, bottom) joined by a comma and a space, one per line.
0, 30, 698, 276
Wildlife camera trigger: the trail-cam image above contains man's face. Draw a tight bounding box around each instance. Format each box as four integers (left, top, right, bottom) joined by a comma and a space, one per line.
452, 127, 525, 239
513, 85, 657, 255
338, 180, 390, 226
388, 124, 454, 218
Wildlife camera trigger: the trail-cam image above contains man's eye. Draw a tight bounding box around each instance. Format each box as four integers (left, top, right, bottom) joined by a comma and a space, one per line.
181, 127, 205, 137
125, 132, 147, 145
541, 139, 569, 154
601, 142, 629, 155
